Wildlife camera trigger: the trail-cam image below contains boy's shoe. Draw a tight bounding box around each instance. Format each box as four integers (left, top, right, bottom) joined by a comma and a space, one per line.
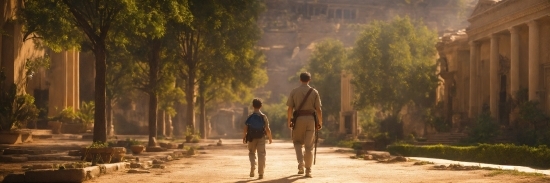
259, 174, 263, 179
297, 169, 304, 174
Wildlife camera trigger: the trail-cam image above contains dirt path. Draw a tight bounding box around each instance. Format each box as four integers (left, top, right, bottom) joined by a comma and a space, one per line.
88, 139, 548, 183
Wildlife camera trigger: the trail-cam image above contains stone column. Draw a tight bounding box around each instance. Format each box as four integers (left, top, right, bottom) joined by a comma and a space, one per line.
509, 27, 520, 100
490, 34, 499, 119
528, 21, 540, 101
469, 41, 478, 118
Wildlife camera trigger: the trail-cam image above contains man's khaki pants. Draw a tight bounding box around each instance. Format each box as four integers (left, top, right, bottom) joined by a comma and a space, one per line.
292, 116, 315, 171
248, 136, 266, 174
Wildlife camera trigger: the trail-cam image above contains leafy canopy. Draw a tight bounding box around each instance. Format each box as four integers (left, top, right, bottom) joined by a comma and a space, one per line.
306, 39, 348, 121
350, 16, 439, 112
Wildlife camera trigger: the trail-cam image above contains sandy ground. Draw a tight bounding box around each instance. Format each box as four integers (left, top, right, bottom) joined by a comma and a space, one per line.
87, 139, 549, 183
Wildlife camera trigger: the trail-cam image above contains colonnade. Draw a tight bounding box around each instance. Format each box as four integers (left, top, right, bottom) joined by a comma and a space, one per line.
468, 20, 541, 119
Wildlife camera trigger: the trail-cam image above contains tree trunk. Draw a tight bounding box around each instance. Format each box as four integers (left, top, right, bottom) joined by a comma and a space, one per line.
106, 97, 114, 136
198, 88, 206, 139
93, 45, 107, 143
157, 110, 165, 137
173, 77, 185, 136
185, 69, 196, 131
147, 40, 161, 147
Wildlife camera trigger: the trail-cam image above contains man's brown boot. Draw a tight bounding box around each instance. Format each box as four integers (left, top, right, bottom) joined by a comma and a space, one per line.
305, 168, 312, 178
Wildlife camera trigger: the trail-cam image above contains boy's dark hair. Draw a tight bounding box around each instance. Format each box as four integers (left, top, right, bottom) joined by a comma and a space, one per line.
252, 98, 262, 108
300, 72, 311, 82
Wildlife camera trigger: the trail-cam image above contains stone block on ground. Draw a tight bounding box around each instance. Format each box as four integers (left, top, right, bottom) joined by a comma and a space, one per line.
24, 169, 87, 183
367, 151, 391, 159
152, 159, 165, 164
146, 146, 167, 152
100, 163, 126, 174
163, 155, 173, 161
159, 143, 178, 149
363, 155, 374, 160
394, 156, 409, 162
151, 164, 166, 169
129, 163, 142, 168
128, 169, 150, 173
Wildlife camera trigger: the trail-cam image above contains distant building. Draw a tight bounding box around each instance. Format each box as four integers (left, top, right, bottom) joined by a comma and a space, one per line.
437, 0, 550, 130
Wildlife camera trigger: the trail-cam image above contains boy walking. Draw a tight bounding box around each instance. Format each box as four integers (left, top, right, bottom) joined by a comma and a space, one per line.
243, 98, 273, 179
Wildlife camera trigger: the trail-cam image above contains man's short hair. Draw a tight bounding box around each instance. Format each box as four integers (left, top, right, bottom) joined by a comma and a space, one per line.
300, 72, 311, 82
252, 98, 262, 108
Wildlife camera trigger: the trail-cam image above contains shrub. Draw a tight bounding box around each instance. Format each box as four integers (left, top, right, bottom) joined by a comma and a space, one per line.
0, 70, 39, 131
515, 101, 550, 146
467, 111, 499, 143
387, 143, 550, 168
78, 101, 94, 124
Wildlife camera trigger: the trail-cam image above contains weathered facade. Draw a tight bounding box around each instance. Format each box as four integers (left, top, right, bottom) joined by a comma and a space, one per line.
438, 0, 550, 129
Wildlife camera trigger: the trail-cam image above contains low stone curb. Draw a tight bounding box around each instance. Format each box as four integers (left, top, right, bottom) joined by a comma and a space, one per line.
2, 162, 126, 183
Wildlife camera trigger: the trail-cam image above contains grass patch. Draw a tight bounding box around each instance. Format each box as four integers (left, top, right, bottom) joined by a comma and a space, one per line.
388, 143, 550, 168
485, 169, 548, 178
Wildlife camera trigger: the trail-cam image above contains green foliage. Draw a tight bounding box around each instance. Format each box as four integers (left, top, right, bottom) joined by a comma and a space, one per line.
467, 111, 500, 143
515, 101, 550, 146
262, 96, 289, 139
337, 140, 356, 148
424, 103, 450, 132
88, 141, 109, 148
350, 16, 438, 112
169, 0, 267, 128
185, 126, 201, 139
126, 138, 141, 145
305, 39, 347, 123
358, 107, 380, 137
0, 69, 39, 131
78, 101, 95, 124
387, 143, 550, 168
57, 107, 78, 123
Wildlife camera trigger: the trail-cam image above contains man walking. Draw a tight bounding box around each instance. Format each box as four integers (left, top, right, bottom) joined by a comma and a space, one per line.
287, 72, 322, 178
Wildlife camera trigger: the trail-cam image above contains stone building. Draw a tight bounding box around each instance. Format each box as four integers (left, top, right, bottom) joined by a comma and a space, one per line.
437, 0, 550, 129
0, 0, 84, 120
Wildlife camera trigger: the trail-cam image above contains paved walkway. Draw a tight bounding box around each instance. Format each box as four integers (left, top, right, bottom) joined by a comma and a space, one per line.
87, 139, 548, 183
410, 157, 550, 175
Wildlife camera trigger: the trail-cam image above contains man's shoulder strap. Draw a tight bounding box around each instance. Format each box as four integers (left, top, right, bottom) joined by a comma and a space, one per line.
297, 88, 314, 111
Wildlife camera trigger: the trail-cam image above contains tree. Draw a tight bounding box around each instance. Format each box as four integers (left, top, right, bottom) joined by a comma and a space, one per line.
169, 0, 265, 133
20, 0, 135, 142
305, 39, 347, 127
349, 16, 439, 138
120, 0, 190, 146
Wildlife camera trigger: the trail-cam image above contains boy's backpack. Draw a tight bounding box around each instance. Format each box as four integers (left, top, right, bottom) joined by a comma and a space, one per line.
245, 113, 265, 142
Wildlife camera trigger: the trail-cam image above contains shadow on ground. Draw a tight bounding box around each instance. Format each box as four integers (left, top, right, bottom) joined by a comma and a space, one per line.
234, 175, 307, 183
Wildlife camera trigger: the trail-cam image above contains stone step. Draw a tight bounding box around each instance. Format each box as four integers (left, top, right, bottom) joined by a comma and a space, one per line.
31, 129, 53, 139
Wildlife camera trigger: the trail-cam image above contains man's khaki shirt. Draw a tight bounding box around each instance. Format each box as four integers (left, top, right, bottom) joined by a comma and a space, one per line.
287, 83, 322, 111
